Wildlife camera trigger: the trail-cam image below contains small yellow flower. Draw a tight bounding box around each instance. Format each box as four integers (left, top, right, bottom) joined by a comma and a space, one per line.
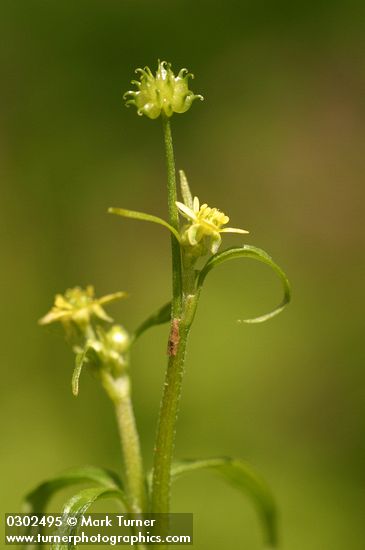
39, 286, 126, 329
124, 60, 203, 119
176, 193, 249, 255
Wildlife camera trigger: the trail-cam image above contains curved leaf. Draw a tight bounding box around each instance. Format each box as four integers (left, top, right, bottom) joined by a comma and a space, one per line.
50, 487, 127, 550
171, 457, 278, 548
23, 466, 122, 514
132, 302, 171, 342
109, 207, 181, 242
197, 245, 291, 323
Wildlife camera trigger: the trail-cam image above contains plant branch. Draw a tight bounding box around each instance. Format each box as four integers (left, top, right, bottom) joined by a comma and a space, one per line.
101, 372, 147, 513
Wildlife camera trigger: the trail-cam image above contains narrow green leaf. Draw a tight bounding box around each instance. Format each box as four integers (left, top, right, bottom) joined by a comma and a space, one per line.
132, 302, 171, 341
171, 457, 278, 547
22, 467, 122, 549
50, 487, 127, 550
23, 466, 122, 514
197, 245, 291, 323
109, 207, 181, 242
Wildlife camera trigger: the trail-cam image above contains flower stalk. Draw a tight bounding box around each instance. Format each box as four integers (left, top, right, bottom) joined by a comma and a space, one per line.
151, 118, 199, 519
101, 371, 147, 513
162, 115, 183, 318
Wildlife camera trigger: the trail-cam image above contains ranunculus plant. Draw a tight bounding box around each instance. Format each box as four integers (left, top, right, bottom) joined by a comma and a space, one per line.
24, 61, 291, 549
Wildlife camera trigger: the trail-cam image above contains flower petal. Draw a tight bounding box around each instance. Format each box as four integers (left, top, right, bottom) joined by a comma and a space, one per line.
187, 224, 204, 246
98, 291, 127, 305
92, 304, 114, 323
200, 218, 219, 233
38, 309, 71, 325
176, 201, 197, 221
220, 227, 249, 234
193, 196, 200, 213
54, 295, 73, 310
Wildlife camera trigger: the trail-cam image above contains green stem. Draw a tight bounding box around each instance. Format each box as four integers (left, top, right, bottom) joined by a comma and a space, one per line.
151, 117, 184, 518
161, 115, 182, 317
151, 288, 199, 514
151, 320, 189, 515
101, 372, 147, 513
151, 119, 200, 550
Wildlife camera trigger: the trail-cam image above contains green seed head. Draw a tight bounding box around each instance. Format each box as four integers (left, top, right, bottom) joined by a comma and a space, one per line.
88, 325, 130, 376
106, 325, 130, 354
124, 60, 203, 119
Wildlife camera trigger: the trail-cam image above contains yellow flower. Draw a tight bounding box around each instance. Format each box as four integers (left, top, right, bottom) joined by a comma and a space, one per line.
39, 286, 126, 329
124, 60, 203, 119
176, 196, 249, 255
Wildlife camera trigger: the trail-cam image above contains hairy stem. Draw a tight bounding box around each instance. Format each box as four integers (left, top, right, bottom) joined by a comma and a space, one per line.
151, 320, 189, 515
151, 292, 198, 550
101, 373, 147, 513
151, 119, 200, 550
161, 115, 182, 317
151, 293, 199, 548
151, 117, 185, 519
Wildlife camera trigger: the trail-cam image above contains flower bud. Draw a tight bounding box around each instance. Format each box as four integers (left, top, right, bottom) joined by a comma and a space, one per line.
124, 60, 203, 120
88, 325, 130, 376
106, 325, 130, 354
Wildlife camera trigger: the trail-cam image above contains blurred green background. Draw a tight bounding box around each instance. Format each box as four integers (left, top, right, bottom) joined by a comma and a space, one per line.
1, 1, 365, 548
